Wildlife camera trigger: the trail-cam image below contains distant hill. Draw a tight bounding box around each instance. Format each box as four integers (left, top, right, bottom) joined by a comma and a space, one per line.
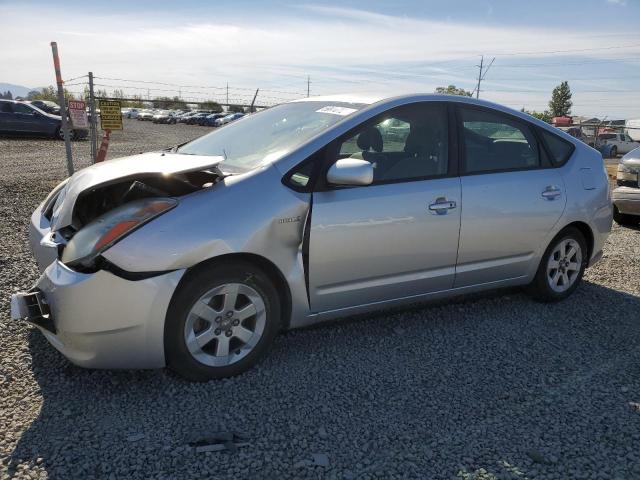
0, 83, 35, 98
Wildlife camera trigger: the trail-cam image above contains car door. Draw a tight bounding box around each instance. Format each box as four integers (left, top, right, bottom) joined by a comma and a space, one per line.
307, 102, 461, 313
11, 102, 42, 133
454, 105, 566, 288
0, 102, 17, 132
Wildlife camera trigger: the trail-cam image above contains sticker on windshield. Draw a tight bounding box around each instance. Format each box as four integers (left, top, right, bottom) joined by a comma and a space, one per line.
316, 106, 357, 116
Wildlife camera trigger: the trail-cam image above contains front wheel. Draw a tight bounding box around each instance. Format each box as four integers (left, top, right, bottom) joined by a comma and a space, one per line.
614, 206, 639, 226
527, 227, 587, 302
165, 262, 281, 381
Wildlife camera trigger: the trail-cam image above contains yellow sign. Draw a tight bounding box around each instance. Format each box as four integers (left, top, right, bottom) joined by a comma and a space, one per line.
99, 100, 123, 130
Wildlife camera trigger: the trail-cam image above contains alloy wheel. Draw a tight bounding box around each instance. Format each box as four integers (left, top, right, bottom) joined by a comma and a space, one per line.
184, 283, 266, 367
546, 238, 582, 293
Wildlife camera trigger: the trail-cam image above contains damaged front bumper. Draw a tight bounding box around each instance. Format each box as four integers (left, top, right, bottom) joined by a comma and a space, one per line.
11, 260, 185, 369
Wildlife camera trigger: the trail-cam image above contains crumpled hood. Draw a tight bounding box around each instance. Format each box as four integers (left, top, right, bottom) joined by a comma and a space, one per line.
50, 151, 224, 231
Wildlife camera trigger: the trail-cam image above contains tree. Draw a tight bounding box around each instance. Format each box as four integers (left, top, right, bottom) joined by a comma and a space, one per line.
435, 85, 472, 97
27, 86, 75, 102
548, 81, 572, 117
520, 108, 552, 123
227, 104, 245, 113
200, 101, 222, 112
1, 90, 13, 99
152, 96, 187, 109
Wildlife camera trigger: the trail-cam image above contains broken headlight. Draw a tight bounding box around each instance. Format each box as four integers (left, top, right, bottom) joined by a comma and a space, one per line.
61, 198, 177, 269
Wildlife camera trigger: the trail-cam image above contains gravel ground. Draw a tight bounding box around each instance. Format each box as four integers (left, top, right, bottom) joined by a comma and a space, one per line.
1, 121, 640, 480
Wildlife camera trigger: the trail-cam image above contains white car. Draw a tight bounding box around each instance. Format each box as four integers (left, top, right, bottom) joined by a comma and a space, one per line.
613, 146, 640, 226
599, 132, 639, 157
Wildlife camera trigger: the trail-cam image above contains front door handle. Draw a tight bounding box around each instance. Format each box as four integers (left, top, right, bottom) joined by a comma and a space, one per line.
541, 186, 561, 200
429, 197, 457, 214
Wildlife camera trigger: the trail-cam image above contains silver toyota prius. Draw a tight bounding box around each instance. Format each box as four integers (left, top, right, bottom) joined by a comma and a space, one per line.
11, 94, 612, 380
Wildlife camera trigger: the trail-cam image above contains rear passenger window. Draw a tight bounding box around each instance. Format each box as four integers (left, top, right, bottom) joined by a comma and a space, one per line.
460, 108, 539, 174
539, 129, 574, 166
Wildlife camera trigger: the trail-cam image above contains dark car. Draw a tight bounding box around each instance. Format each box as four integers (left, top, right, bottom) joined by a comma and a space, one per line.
187, 112, 211, 125
200, 113, 226, 126
0, 100, 87, 140
29, 100, 61, 115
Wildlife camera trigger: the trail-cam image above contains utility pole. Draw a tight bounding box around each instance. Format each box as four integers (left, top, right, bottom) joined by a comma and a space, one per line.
475, 56, 483, 99
475, 55, 495, 99
50, 42, 74, 176
250, 89, 259, 113
226, 83, 229, 106
307, 76, 310, 97
88, 72, 98, 163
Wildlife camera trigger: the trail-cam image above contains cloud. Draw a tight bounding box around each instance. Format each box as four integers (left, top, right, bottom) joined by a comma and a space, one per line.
1, 2, 638, 116
606, 0, 627, 5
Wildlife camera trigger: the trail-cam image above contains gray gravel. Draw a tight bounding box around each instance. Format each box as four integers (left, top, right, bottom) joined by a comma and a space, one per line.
2, 121, 640, 479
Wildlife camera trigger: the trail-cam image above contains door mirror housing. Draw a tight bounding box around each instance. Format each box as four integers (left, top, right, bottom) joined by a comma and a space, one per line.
327, 159, 374, 186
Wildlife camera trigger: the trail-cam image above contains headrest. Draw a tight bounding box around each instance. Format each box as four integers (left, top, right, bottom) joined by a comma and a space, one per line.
356, 127, 383, 152
404, 129, 424, 156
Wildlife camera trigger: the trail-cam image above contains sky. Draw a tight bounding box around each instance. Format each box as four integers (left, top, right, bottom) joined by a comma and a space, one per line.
1, 0, 639, 118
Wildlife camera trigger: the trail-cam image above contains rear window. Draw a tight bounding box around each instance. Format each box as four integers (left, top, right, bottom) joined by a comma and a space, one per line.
539, 129, 575, 166
599, 133, 615, 140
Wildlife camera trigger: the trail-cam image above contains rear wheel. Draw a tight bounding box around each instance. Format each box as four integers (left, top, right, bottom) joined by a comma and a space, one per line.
55, 127, 76, 141
165, 262, 281, 381
527, 227, 587, 302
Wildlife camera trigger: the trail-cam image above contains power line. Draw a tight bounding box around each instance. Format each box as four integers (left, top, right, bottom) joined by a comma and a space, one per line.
489, 42, 640, 57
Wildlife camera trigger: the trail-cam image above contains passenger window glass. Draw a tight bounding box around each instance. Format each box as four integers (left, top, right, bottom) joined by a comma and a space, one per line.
0, 103, 12, 113
539, 129, 574, 166
13, 103, 35, 114
337, 103, 448, 183
461, 108, 539, 173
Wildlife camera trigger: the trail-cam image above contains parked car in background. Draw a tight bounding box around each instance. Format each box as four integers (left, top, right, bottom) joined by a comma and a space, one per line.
0, 99, 87, 140
214, 112, 244, 126
10, 94, 611, 380
137, 110, 155, 121
177, 112, 196, 123
152, 110, 171, 123
598, 132, 640, 157
123, 108, 140, 119
200, 113, 226, 126
29, 100, 61, 115
187, 112, 211, 125
613, 146, 640, 226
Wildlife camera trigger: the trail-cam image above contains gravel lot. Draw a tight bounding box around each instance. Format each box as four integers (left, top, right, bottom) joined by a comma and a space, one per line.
1, 120, 640, 480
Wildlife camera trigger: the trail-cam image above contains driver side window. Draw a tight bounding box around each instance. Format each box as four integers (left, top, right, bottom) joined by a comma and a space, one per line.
337, 103, 449, 183
12, 103, 35, 115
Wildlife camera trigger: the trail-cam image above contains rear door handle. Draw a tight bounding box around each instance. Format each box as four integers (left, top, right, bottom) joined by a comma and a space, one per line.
541, 186, 561, 200
428, 197, 457, 214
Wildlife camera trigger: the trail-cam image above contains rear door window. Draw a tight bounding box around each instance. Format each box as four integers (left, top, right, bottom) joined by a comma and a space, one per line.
460, 107, 539, 174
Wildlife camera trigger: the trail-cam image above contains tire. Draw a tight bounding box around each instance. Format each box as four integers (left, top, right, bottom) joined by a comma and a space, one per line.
613, 206, 639, 226
55, 127, 76, 141
165, 261, 281, 381
526, 227, 588, 303
610, 146, 617, 158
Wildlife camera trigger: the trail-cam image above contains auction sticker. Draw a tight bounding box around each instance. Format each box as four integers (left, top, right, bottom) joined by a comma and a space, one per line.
316, 106, 357, 116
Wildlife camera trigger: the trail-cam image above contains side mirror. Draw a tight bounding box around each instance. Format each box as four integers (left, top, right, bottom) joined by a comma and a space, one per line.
327, 158, 374, 186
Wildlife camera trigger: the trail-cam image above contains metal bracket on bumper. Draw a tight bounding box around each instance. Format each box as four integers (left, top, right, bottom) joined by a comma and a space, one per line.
10, 290, 56, 333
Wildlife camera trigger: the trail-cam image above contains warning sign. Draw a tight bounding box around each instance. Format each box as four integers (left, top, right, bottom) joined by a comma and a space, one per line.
68, 100, 88, 129
99, 100, 123, 130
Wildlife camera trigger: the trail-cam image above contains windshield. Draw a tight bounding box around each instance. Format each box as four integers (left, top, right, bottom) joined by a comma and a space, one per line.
177, 101, 365, 171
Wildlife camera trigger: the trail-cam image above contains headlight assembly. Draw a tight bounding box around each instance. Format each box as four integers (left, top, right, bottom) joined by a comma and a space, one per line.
61, 198, 177, 269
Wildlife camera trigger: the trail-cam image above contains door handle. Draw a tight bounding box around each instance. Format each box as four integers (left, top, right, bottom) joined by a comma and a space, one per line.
541, 186, 561, 200
428, 197, 457, 214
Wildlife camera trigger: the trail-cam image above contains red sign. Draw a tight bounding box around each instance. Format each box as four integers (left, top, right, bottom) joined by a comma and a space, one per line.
68, 100, 88, 129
